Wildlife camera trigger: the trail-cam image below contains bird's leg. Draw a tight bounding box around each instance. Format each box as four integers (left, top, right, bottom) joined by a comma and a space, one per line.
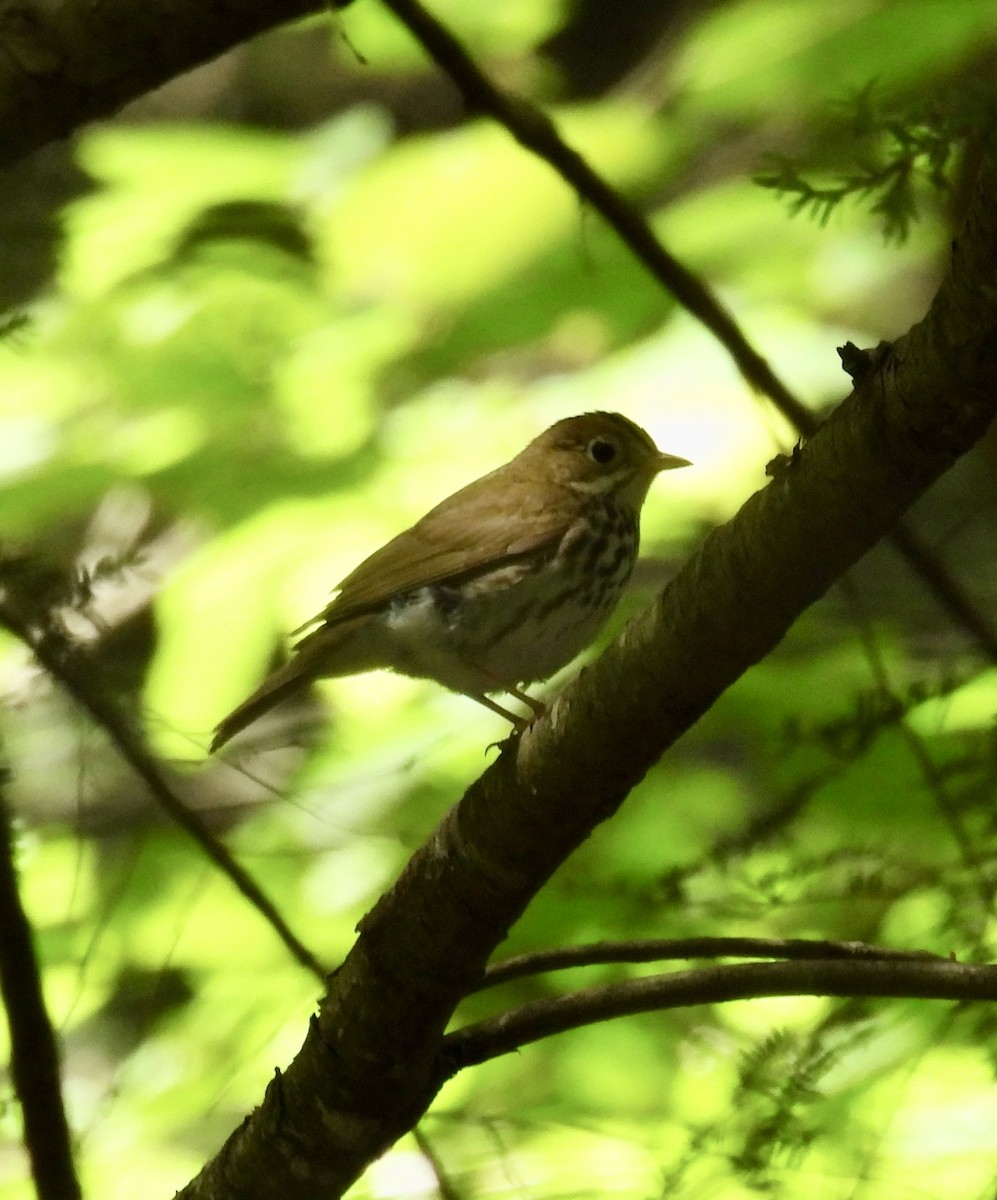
446, 649, 547, 726
504, 684, 546, 717
465, 691, 525, 724
457, 663, 546, 728
466, 692, 531, 728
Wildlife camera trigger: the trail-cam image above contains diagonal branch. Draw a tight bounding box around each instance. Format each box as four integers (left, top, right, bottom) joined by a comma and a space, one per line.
379, 0, 807, 425
176, 145, 997, 1200
0, 600, 325, 983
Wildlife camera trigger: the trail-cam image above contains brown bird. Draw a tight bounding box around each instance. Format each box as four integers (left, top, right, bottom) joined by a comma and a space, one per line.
210, 412, 690, 751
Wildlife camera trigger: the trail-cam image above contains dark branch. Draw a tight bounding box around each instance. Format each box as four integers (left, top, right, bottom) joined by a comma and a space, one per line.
379, 0, 810, 428
412, 1127, 465, 1200
477, 937, 947, 991
0, 599, 325, 983
886, 522, 997, 656
0, 756, 81, 1200
0, 0, 325, 167
446, 959, 997, 1072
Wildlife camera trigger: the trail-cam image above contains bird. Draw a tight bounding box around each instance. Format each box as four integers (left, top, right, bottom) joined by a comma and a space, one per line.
210, 412, 690, 751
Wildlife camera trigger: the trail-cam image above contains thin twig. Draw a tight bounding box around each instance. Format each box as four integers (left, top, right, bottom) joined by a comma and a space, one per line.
445, 958, 997, 1072
886, 523, 997, 658
412, 1126, 465, 1200
0, 603, 325, 983
840, 576, 995, 934
478, 936, 946, 991
379, 0, 809, 427
0, 753, 82, 1200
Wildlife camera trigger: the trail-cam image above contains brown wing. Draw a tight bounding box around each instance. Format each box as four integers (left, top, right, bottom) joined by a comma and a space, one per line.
297, 467, 571, 631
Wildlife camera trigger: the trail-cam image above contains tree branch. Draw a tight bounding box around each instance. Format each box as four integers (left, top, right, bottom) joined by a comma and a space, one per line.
177, 145, 997, 1200
0, 753, 81, 1200
0, 0, 325, 168
446, 959, 997, 1072
0, 598, 325, 983
477, 937, 946, 991
379, 0, 807, 425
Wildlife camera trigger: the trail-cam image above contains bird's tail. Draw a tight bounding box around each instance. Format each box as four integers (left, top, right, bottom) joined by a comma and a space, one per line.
209, 658, 318, 752
209, 615, 380, 752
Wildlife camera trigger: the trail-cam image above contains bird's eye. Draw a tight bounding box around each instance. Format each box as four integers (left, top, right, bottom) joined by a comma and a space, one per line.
587, 438, 617, 465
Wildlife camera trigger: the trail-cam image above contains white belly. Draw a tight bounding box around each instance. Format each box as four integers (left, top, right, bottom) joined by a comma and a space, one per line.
381, 519, 637, 698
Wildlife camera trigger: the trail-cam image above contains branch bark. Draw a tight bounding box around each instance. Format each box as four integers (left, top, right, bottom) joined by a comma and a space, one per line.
0, 0, 324, 166
176, 145, 997, 1200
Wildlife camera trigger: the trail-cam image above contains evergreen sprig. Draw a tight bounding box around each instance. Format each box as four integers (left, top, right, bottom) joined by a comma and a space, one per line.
754, 83, 979, 242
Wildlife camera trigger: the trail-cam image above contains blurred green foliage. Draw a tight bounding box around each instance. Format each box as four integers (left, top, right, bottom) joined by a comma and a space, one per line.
1, 1, 997, 1198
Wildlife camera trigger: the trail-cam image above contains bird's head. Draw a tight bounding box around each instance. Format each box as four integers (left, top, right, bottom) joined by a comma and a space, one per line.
525, 411, 691, 510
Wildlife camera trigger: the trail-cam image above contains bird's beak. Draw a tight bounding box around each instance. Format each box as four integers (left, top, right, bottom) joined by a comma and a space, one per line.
654, 452, 692, 473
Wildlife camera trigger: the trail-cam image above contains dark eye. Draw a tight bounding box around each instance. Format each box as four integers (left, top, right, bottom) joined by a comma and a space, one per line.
587, 438, 617, 465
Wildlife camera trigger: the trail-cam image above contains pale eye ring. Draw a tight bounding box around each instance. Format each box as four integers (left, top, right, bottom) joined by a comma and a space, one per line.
587, 438, 617, 465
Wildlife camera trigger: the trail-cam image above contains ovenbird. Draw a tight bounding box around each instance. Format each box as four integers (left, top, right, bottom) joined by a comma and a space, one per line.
210, 412, 689, 751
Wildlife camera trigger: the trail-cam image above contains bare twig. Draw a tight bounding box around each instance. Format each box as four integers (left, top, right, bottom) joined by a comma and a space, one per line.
379, 0, 809, 427
0, 601, 325, 983
412, 1126, 465, 1200
840, 576, 995, 934
478, 936, 946, 991
445, 958, 997, 1072
886, 523, 997, 657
